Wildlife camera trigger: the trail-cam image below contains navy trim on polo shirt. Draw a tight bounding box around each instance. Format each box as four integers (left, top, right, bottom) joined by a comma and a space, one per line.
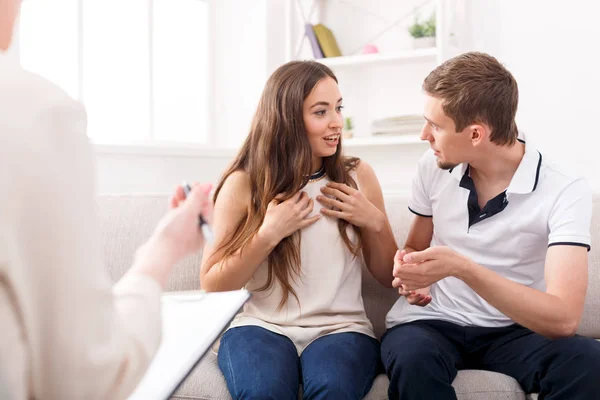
548, 242, 591, 251
532, 152, 542, 191
408, 206, 433, 218
459, 166, 509, 228
446, 140, 543, 229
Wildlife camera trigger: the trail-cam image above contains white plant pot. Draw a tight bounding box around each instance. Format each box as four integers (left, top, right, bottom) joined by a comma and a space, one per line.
412, 36, 436, 49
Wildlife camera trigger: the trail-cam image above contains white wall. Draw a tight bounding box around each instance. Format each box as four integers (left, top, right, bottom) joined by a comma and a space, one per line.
464, 0, 600, 192
95, 0, 431, 194
94, 0, 600, 194
96, 0, 272, 194
213, 0, 269, 148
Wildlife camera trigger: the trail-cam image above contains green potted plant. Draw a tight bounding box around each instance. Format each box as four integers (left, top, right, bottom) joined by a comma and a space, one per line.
343, 116, 354, 139
408, 13, 436, 49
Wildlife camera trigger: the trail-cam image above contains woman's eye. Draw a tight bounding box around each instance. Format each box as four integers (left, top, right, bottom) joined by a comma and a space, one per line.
336, 105, 344, 112
315, 110, 326, 116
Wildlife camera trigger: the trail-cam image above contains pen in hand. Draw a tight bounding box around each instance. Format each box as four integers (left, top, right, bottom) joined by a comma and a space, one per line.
182, 181, 215, 245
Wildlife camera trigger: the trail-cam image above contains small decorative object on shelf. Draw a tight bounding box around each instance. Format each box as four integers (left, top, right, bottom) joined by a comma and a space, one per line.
362, 44, 379, 54
408, 12, 436, 49
343, 117, 354, 139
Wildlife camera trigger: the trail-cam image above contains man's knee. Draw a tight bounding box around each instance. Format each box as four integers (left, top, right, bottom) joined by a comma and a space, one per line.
549, 336, 600, 375
382, 332, 450, 380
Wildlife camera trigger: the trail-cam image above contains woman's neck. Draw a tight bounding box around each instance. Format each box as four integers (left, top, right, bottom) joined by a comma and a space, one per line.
311, 157, 323, 174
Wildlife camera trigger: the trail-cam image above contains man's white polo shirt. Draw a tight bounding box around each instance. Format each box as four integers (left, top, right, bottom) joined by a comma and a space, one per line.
386, 141, 592, 329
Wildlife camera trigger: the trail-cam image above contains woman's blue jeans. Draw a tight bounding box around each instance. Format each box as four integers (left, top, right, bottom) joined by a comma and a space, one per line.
218, 325, 381, 400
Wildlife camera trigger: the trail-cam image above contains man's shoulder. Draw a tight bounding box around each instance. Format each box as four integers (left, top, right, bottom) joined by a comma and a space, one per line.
537, 153, 590, 197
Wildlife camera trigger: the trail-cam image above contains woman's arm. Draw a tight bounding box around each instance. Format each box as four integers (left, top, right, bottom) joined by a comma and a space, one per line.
199, 171, 279, 291
200, 172, 320, 291
354, 161, 398, 287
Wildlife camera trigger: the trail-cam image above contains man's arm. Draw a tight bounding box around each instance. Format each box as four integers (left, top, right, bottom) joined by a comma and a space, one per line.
399, 244, 588, 338
392, 215, 434, 306
458, 245, 587, 338
459, 178, 592, 338
404, 214, 434, 253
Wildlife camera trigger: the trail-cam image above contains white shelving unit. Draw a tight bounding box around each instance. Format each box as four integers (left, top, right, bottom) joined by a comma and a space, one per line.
286, 0, 454, 147
316, 47, 438, 68
344, 135, 424, 148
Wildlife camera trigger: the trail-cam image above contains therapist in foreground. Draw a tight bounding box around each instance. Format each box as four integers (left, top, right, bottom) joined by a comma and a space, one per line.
0, 1, 212, 398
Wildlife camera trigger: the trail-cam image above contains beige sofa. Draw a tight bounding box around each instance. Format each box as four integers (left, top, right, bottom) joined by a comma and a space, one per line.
97, 194, 600, 400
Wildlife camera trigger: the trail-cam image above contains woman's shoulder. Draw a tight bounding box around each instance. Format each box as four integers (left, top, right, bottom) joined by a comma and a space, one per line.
217, 170, 252, 208
342, 157, 374, 179
347, 159, 381, 194
222, 170, 251, 191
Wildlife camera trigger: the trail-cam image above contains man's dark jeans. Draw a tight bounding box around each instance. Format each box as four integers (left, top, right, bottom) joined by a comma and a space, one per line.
381, 319, 600, 399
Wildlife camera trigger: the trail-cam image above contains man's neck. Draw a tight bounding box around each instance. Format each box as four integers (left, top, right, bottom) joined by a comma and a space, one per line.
469, 141, 525, 185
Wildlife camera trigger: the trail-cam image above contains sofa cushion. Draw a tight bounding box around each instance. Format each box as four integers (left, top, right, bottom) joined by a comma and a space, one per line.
96, 195, 203, 292
97, 194, 600, 338
579, 203, 600, 337
170, 352, 230, 400
97, 194, 599, 400
169, 352, 526, 400
452, 370, 525, 400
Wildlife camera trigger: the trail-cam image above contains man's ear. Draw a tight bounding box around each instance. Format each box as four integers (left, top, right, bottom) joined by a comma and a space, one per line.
470, 123, 488, 146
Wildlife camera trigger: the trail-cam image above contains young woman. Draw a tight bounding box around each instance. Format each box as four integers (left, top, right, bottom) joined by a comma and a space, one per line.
200, 60, 398, 400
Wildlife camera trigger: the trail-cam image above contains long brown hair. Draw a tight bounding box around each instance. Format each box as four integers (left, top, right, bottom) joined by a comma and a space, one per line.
212, 61, 362, 309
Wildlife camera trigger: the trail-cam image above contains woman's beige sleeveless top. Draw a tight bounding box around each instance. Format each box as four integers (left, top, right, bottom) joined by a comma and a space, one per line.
227, 174, 374, 354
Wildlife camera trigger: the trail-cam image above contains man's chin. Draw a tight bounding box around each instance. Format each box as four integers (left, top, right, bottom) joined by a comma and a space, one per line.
437, 160, 457, 170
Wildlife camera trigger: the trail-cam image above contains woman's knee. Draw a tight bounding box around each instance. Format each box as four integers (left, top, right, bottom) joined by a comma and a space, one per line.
218, 326, 300, 399
303, 373, 368, 400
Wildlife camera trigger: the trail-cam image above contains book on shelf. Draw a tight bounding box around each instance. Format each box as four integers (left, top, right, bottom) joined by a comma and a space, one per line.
305, 23, 324, 59
313, 24, 342, 58
372, 115, 425, 136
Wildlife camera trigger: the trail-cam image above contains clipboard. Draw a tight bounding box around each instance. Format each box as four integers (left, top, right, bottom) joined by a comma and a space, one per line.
128, 289, 250, 400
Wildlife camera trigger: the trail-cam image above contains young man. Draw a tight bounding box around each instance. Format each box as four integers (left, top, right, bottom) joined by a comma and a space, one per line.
382, 51, 600, 399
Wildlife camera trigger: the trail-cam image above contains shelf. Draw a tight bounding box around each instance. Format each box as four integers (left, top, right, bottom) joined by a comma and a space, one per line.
343, 135, 426, 147
316, 48, 438, 68
93, 141, 238, 158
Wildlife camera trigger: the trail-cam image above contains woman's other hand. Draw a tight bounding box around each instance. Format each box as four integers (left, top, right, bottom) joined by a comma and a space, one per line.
317, 182, 385, 232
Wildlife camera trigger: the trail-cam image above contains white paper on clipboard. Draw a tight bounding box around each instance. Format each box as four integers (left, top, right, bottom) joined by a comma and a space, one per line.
128, 289, 250, 400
